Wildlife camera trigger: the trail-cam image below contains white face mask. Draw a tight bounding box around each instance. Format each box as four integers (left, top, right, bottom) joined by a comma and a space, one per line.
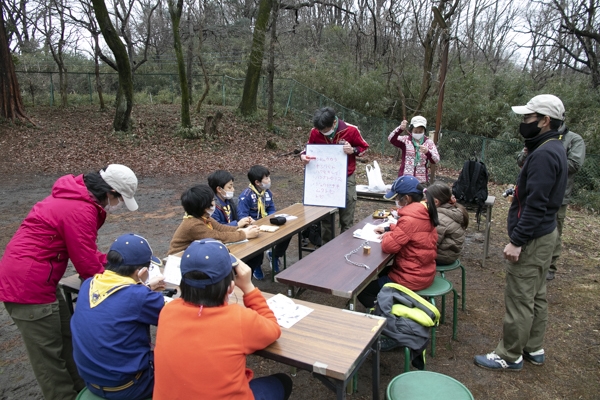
221, 189, 234, 199
261, 181, 271, 190
321, 129, 335, 136
412, 133, 424, 141
104, 198, 122, 213
207, 206, 216, 216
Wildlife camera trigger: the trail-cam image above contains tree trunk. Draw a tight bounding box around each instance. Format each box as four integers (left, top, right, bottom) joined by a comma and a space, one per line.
186, 9, 194, 104
93, 33, 105, 110
91, 0, 133, 132
239, 0, 272, 116
0, 4, 30, 122
266, 0, 278, 127
169, 0, 191, 128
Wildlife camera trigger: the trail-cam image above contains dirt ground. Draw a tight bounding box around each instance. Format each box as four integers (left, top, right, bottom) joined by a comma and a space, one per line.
1, 171, 599, 400
1, 106, 599, 399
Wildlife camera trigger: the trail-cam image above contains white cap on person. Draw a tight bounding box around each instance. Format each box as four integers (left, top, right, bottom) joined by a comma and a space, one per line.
100, 164, 139, 211
410, 116, 427, 128
511, 94, 565, 121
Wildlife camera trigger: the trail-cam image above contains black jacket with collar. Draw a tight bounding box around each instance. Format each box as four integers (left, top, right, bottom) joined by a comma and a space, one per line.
507, 129, 568, 247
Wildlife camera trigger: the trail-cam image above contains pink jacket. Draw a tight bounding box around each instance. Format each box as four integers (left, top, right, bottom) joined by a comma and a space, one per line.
382, 202, 438, 291
0, 174, 107, 304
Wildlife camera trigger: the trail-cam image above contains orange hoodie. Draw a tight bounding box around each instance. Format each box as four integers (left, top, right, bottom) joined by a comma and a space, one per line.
153, 288, 280, 399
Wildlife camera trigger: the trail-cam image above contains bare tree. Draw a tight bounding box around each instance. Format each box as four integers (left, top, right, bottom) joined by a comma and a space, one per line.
68, 0, 106, 109
40, 0, 74, 107
239, 0, 272, 116
1, 2, 31, 122
168, 0, 191, 127
92, 0, 134, 131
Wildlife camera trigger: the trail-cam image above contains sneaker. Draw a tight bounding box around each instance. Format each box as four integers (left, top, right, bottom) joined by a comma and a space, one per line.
546, 271, 555, 280
266, 251, 280, 274
474, 352, 523, 371
379, 335, 401, 352
523, 349, 545, 366
253, 268, 264, 281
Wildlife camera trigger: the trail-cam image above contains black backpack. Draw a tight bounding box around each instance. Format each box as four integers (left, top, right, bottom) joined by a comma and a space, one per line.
452, 159, 489, 227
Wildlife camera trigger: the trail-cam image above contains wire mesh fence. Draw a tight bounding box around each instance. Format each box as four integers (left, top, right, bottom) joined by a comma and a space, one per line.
15, 70, 600, 211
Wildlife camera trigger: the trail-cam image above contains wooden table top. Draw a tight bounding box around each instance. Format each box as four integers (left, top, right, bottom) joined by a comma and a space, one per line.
236, 288, 385, 382
226, 203, 336, 260
275, 216, 393, 298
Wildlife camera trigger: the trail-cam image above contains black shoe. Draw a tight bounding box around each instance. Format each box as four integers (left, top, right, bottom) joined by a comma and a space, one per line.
379, 335, 401, 352
546, 271, 555, 280
523, 350, 545, 366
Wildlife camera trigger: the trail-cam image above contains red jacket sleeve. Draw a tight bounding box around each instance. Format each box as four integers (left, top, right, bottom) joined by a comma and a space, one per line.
381, 221, 410, 254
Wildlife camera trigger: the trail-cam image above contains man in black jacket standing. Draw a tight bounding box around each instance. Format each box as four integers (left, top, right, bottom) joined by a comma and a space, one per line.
474, 95, 568, 371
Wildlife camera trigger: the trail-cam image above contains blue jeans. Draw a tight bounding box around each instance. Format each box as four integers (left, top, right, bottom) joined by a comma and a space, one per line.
249, 375, 287, 400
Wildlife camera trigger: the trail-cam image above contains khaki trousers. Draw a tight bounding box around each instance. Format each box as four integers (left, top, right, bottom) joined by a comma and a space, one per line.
4, 288, 84, 400
549, 204, 567, 273
495, 229, 558, 362
322, 173, 357, 243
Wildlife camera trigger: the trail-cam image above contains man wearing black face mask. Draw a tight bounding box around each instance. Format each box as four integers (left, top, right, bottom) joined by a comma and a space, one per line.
474, 94, 568, 372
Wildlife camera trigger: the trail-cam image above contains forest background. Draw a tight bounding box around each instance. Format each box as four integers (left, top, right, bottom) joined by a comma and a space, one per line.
2, 0, 600, 209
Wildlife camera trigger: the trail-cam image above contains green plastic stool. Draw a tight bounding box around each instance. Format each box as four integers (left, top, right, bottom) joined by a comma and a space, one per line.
76, 388, 105, 400
386, 371, 474, 400
436, 259, 466, 311
76, 387, 151, 400
416, 276, 458, 357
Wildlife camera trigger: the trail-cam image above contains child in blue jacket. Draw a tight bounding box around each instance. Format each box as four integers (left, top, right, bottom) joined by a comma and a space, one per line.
238, 165, 290, 280
207, 170, 253, 228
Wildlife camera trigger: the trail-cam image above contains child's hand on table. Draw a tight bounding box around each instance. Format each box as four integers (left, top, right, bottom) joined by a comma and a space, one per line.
237, 216, 253, 227
241, 225, 260, 239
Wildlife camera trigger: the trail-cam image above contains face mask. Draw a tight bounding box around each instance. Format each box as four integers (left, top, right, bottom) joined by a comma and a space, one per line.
395, 199, 404, 210
261, 181, 271, 190
412, 133, 424, 141
519, 120, 541, 139
221, 189, 234, 199
207, 206, 216, 216
321, 129, 334, 136
104, 198, 122, 213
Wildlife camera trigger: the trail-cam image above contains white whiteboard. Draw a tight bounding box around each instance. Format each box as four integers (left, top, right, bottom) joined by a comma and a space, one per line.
303, 144, 348, 208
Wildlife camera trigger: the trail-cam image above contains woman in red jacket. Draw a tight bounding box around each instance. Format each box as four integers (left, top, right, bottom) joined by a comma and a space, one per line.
358, 175, 439, 309
0, 164, 139, 400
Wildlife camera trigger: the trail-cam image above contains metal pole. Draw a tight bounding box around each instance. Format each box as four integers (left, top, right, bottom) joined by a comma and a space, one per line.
170, 74, 174, 104
284, 80, 294, 117
88, 73, 93, 104
222, 75, 225, 106
432, 24, 450, 183
50, 74, 54, 106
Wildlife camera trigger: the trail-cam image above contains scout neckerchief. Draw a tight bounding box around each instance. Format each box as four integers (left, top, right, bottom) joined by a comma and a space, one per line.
249, 184, 268, 218
215, 197, 232, 223
183, 212, 213, 229
412, 135, 425, 164
89, 270, 139, 308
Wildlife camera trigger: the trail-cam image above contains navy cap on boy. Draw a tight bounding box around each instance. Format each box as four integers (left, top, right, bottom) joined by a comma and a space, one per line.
384, 175, 422, 200
181, 239, 239, 289
110, 233, 159, 266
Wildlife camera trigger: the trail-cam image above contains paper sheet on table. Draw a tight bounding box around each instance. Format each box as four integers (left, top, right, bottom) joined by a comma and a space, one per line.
267, 294, 313, 329
163, 255, 182, 285
353, 222, 383, 243
146, 262, 163, 284
274, 213, 298, 221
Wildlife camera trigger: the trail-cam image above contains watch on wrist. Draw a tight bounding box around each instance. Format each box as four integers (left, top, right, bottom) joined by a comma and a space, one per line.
353, 147, 359, 155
